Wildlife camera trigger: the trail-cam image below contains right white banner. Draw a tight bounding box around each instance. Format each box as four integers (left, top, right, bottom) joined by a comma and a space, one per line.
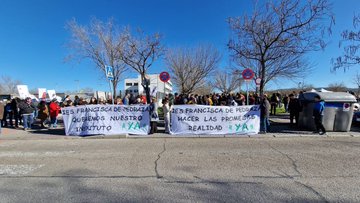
170, 105, 260, 136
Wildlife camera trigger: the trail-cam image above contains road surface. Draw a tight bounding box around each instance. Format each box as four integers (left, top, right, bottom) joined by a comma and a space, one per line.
0, 136, 359, 202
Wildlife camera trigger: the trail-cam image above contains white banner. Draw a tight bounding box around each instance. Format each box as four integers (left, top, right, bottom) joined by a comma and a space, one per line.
62, 105, 150, 136
97, 91, 106, 100
38, 88, 47, 100
47, 90, 56, 100
170, 105, 260, 136
17, 85, 30, 99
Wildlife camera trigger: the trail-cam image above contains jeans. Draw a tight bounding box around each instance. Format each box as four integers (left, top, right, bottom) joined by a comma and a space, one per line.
23, 114, 34, 129
50, 117, 57, 128
33, 110, 38, 124
164, 116, 170, 133
261, 117, 270, 132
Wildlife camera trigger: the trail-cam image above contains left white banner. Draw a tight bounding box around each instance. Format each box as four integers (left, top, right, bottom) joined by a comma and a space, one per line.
17, 85, 30, 99
62, 105, 150, 136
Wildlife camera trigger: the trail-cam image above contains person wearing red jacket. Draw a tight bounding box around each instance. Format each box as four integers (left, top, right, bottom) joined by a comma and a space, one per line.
49, 99, 61, 128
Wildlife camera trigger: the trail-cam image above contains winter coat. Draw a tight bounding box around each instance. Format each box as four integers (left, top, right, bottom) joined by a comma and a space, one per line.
288, 98, 302, 113
313, 101, 325, 117
38, 104, 49, 120
49, 102, 61, 118
260, 99, 271, 118
0, 103, 4, 120
18, 101, 35, 115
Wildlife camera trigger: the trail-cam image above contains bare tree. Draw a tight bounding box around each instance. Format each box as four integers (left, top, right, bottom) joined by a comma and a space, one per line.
65, 18, 127, 98
192, 80, 214, 96
228, 0, 334, 96
212, 70, 241, 93
0, 76, 22, 94
353, 72, 360, 95
166, 45, 221, 95
333, 14, 360, 70
119, 29, 163, 103
327, 82, 347, 92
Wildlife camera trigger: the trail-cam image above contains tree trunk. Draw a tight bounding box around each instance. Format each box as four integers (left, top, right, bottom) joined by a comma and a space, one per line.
141, 74, 151, 104
259, 61, 266, 97
112, 80, 117, 99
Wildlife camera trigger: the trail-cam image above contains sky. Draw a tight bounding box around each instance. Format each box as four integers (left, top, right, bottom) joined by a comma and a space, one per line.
0, 0, 359, 93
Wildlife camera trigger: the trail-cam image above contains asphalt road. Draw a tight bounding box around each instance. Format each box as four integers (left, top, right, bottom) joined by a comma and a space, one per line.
0, 137, 359, 202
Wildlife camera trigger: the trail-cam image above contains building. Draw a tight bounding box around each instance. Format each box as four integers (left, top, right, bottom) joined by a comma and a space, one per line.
124, 74, 173, 100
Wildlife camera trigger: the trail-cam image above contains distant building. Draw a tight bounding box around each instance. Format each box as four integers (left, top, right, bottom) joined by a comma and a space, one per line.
124, 74, 173, 100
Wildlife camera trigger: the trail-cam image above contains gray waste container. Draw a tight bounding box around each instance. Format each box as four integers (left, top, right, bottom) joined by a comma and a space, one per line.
298, 92, 357, 132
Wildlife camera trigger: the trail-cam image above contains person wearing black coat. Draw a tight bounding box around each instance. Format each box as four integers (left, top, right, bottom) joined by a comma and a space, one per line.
288, 94, 302, 125
260, 95, 271, 133
0, 102, 4, 134
10, 98, 20, 127
18, 98, 36, 130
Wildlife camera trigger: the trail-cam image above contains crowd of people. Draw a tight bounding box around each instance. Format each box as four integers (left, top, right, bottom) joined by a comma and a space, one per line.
0, 97, 61, 132
0, 90, 327, 135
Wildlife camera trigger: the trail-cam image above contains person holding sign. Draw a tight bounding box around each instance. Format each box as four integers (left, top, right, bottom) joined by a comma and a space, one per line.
162, 98, 171, 133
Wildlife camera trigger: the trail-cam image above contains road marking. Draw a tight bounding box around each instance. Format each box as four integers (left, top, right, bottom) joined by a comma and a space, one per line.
0, 164, 44, 175
0, 151, 75, 157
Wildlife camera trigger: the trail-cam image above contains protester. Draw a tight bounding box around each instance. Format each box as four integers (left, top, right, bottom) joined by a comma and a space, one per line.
288, 94, 301, 125
37, 100, 49, 128
276, 92, 282, 108
18, 97, 35, 131
149, 97, 159, 134
270, 93, 278, 115
129, 94, 136, 105
62, 99, 73, 107
63, 95, 71, 102
74, 95, 80, 106
1, 101, 11, 127
98, 97, 106, 105
249, 94, 255, 105
260, 94, 271, 133
122, 94, 130, 105
49, 99, 61, 128
11, 98, 20, 128
162, 98, 171, 133
0, 101, 4, 134
78, 97, 88, 105
89, 97, 98, 104
313, 95, 326, 135
32, 98, 39, 122
140, 94, 147, 104
116, 97, 123, 105
283, 94, 289, 113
